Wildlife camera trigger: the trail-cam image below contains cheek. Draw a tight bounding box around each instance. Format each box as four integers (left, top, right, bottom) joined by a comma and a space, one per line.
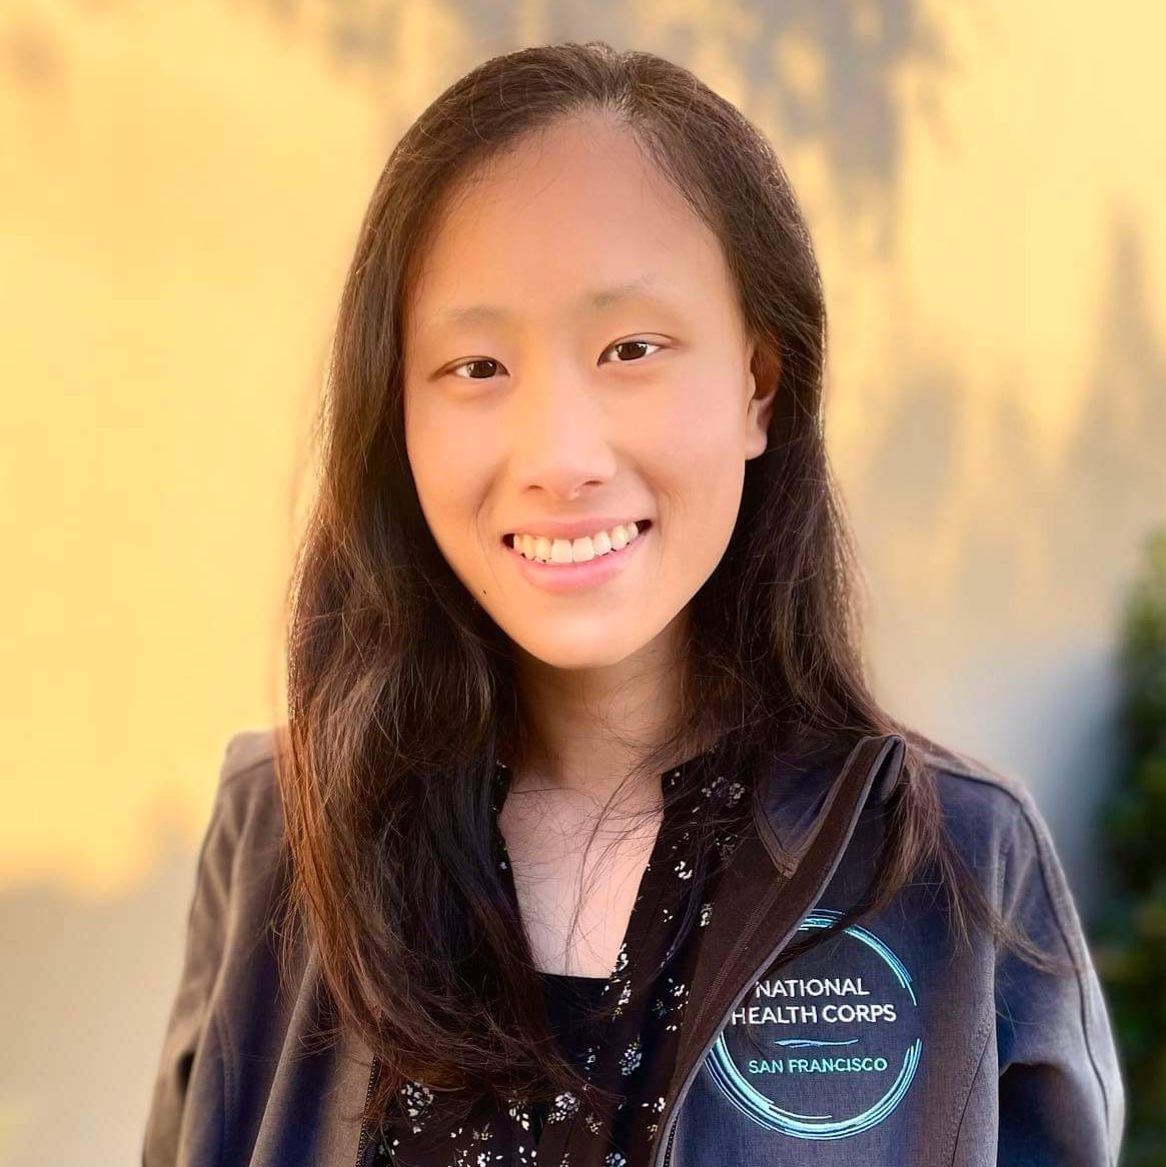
650, 390, 746, 555
406, 412, 463, 534
406, 414, 495, 564
653, 379, 745, 483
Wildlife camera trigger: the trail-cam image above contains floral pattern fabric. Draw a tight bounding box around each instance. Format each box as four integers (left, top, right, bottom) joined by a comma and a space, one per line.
368, 741, 752, 1167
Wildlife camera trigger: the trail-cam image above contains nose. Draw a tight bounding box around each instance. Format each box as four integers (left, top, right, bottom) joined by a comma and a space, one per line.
506, 359, 618, 497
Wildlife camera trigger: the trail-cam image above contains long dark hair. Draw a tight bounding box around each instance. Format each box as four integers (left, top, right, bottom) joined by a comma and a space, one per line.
274, 40, 1072, 1135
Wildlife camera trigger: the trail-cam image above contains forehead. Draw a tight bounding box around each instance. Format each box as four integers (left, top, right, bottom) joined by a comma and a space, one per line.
405, 116, 735, 339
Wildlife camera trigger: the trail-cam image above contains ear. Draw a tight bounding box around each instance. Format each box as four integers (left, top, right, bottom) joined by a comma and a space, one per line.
744, 338, 781, 460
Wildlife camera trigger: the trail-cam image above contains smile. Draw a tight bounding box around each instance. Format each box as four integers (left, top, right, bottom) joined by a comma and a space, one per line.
502, 521, 653, 593
504, 520, 651, 564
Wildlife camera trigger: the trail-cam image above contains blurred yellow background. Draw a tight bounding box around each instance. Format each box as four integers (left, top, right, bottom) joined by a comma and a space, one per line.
1, 0, 1162, 1162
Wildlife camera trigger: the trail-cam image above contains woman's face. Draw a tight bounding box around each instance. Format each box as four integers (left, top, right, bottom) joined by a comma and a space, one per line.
403, 114, 777, 671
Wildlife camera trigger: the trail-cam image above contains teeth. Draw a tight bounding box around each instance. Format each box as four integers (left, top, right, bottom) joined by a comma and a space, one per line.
513, 522, 643, 565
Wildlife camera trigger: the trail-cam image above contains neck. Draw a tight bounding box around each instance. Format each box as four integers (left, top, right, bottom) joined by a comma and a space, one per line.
505, 615, 701, 803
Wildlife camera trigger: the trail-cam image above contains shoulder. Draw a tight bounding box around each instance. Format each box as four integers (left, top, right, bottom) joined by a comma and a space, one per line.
912, 734, 1038, 830
216, 725, 287, 810
906, 733, 1073, 916
220, 724, 286, 787
201, 725, 290, 887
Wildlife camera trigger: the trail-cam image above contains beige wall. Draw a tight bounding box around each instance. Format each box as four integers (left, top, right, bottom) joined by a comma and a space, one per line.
1, 1, 1162, 1162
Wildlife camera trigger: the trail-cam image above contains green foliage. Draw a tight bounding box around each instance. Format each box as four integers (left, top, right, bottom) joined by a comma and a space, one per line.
1092, 526, 1166, 1166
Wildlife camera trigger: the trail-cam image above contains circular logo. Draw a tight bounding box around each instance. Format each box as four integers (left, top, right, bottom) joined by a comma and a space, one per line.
706, 909, 922, 1140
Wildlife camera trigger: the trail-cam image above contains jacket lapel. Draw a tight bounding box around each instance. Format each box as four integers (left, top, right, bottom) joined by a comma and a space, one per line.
648, 732, 907, 1166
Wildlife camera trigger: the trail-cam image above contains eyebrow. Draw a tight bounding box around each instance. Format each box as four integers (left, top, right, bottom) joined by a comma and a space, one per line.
434, 277, 673, 328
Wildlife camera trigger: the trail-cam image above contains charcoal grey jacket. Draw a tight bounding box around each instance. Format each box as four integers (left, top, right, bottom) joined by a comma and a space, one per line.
142, 728, 1126, 1166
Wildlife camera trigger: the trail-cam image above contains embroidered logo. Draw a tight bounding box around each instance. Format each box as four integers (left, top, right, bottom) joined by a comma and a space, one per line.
706, 909, 922, 1140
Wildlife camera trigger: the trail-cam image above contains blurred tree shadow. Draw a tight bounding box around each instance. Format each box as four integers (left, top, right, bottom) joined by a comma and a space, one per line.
222, 0, 957, 252
1054, 207, 1166, 627
4, 0, 962, 253
852, 204, 1166, 906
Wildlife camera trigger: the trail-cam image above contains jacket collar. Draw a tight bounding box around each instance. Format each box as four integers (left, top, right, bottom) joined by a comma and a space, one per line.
750, 730, 908, 876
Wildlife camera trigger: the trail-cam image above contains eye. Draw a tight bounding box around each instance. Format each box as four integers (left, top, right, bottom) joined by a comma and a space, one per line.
450, 357, 507, 380
600, 339, 663, 365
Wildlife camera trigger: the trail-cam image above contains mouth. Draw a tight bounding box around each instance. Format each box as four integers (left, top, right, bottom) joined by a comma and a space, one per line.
500, 520, 653, 593
502, 519, 653, 558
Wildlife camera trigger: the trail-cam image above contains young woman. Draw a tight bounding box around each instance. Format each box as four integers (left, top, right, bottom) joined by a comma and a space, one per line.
143, 42, 1125, 1167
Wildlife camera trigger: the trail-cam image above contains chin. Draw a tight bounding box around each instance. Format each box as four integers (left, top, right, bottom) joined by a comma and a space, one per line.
508, 629, 647, 672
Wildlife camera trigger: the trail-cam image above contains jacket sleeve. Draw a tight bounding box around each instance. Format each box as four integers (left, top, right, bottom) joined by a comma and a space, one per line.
141, 735, 251, 1167
994, 789, 1127, 1166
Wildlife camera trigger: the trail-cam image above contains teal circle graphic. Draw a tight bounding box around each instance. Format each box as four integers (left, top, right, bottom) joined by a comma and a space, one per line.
706, 910, 922, 1140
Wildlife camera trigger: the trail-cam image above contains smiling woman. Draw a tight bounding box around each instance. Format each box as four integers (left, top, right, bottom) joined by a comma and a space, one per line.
143, 40, 1125, 1167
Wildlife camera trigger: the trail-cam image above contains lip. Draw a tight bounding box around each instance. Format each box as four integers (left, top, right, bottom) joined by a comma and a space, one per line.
504, 521, 652, 593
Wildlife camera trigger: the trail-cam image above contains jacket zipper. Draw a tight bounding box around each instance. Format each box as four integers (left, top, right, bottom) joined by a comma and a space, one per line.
651, 880, 805, 1167
661, 1115, 678, 1167
355, 1054, 380, 1167
650, 734, 900, 1167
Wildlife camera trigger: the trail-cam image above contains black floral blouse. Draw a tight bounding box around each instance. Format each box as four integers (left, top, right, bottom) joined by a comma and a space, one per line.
368, 738, 752, 1167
